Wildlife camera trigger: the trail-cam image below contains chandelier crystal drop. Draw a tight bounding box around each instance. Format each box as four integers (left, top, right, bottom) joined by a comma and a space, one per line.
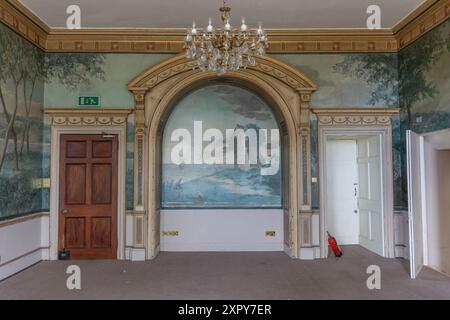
184, 1, 268, 75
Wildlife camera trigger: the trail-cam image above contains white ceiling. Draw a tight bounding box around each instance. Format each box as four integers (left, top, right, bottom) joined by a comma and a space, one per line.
20, 0, 426, 29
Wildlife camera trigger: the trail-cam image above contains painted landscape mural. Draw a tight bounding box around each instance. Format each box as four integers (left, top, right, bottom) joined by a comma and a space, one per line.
279, 53, 401, 207
162, 84, 282, 208
6, 14, 448, 217
399, 19, 450, 133
397, 19, 450, 207
0, 24, 45, 219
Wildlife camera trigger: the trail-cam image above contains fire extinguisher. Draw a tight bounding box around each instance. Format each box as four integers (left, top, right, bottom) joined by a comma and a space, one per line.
327, 231, 343, 257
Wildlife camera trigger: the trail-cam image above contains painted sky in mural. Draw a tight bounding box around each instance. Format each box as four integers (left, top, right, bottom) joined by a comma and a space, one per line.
162, 84, 282, 208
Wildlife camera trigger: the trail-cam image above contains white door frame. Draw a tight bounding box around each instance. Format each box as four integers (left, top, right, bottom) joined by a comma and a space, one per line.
318, 126, 395, 258
45, 110, 129, 260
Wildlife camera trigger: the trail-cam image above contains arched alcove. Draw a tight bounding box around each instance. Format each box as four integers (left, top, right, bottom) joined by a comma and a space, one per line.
128, 54, 317, 259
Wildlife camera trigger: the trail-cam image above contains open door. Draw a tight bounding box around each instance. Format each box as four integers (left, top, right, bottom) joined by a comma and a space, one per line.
406, 130, 424, 279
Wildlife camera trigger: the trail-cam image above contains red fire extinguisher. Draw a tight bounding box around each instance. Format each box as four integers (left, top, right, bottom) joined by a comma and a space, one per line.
327, 231, 343, 257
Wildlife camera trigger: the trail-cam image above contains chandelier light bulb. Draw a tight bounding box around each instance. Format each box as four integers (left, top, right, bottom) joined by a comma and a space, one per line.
241, 17, 247, 32
191, 21, 197, 35
206, 18, 213, 33
257, 23, 263, 35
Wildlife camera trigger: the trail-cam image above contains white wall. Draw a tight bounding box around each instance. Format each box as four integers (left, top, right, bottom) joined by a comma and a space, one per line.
424, 144, 450, 275
160, 209, 283, 251
0, 214, 49, 280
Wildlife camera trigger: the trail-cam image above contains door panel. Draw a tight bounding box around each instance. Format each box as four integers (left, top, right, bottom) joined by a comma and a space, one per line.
59, 134, 118, 259
65, 164, 86, 204
91, 164, 113, 204
64, 217, 86, 248
357, 136, 384, 256
91, 217, 112, 248
92, 140, 113, 158
406, 130, 424, 279
66, 140, 87, 158
326, 140, 359, 245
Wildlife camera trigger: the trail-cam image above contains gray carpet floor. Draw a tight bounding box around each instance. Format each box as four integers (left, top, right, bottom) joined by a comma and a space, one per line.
1, 245, 450, 300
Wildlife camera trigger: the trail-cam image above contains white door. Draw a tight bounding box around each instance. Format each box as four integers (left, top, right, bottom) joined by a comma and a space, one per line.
326, 140, 359, 245
357, 136, 384, 256
406, 130, 424, 279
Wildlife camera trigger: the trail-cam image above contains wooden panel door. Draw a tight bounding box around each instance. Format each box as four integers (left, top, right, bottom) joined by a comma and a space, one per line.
59, 134, 118, 259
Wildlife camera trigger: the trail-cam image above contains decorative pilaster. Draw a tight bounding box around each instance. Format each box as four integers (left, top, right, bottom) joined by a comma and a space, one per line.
299, 93, 312, 210
298, 92, 314, 249
132, 90, 147, 252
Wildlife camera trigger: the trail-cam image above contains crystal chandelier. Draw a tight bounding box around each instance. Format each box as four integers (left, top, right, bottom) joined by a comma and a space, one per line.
184, 1, 268, 75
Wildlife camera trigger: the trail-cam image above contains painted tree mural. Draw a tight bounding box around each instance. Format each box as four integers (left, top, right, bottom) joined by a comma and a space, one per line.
333, 53, 399, 108
0, 27, 35, 171
333, 22, 450, 207
0, 22, 106, 217
46, 53, 106, 90
399, 28, 450, 127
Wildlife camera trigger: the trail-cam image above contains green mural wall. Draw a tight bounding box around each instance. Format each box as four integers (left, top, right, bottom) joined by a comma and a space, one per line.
42, 51, 402, 210
276, 53, 401, 208
0, 23, 45, 219
44, 53, 172, 109
3, 16, 449, 218
397, 19, 450, 207
399, 19, 450, 133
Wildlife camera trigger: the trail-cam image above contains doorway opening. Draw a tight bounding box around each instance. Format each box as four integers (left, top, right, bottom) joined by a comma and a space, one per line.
58, 134, 119, 259
324, 135, 384, 257
319, 126, 395, 259
407, 129, 450, 278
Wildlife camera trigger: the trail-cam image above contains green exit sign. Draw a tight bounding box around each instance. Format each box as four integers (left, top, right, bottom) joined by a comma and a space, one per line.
78, 96, 101, 107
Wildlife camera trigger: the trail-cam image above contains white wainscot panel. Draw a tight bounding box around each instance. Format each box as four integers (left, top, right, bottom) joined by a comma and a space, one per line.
0, 214, 49, 280
160, 209, 283, 252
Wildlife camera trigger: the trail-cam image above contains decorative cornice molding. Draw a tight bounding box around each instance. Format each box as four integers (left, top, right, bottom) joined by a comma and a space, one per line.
395, 0, 450, 50
313, 108, 400, 126
1, 0, 449, 53
44, 28, 398, 53
44, 108, 132, 126
392, 0, 439, 33
0, 0, 47, 49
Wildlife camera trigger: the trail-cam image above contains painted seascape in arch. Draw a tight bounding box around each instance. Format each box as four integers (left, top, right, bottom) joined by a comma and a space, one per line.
161, 84, 282, 208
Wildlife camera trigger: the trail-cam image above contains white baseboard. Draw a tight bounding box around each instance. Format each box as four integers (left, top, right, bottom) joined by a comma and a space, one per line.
395, 245, 407, 259
0, 248, 47, 281
299, 246, 321, 260
284, 244, 293, 257
125, 247, 146, 261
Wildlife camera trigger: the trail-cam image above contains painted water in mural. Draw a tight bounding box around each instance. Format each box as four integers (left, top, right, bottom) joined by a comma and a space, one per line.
161, 84, 282, 208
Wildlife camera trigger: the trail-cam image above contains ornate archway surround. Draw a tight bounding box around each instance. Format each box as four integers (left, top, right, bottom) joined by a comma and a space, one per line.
128, 55, 317, 259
